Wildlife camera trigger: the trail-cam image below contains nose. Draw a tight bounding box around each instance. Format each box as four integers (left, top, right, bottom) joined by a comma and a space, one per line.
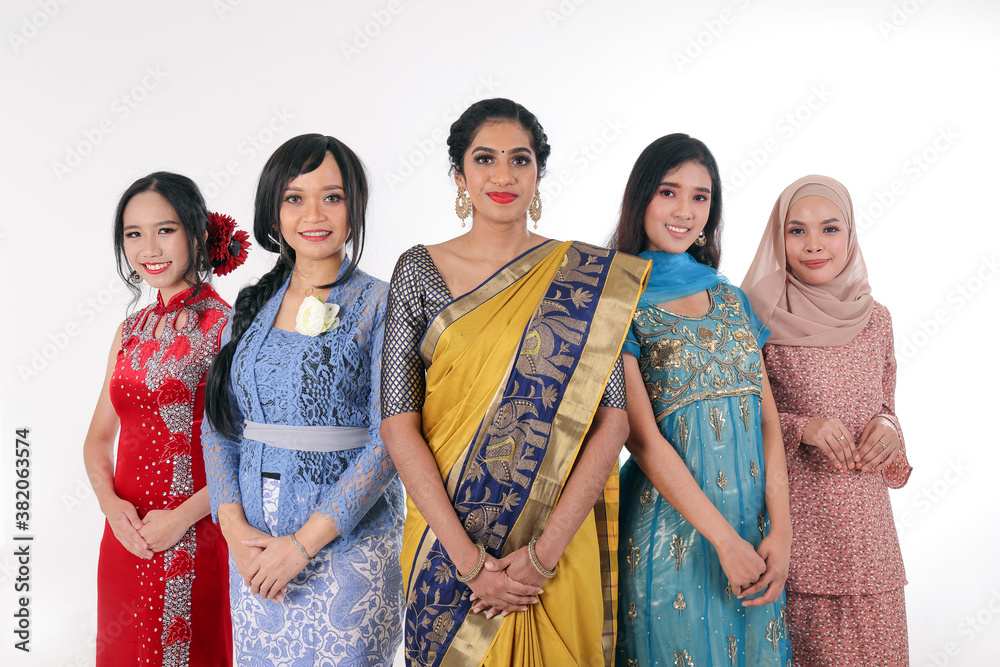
491, 159, 514, 185
804, 229, 823, 252
674, 198, 693, 220
303, 196, 325, 222
142, 232, 162, 256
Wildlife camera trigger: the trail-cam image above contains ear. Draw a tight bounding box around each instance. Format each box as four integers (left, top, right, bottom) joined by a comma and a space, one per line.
454, 172, 466, 191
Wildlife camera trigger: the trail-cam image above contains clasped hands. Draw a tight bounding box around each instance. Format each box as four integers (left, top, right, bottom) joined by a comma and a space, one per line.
717, 530, 790, 607
107, 501, 189, 560
226, 525, 311, 603
463, 544, 550, 620
801, 416, 900, 472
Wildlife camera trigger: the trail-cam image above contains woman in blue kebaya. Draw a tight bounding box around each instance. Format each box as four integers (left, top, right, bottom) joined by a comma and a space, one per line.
202, 134, 403, 665
612, 134, 793, 666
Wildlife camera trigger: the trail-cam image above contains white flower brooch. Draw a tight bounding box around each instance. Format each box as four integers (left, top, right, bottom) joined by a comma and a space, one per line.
295, 296, 341, 337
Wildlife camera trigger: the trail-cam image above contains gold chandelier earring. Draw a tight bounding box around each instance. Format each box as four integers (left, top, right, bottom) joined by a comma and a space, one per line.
528, 186, 542, 229
455, 187, 472, 227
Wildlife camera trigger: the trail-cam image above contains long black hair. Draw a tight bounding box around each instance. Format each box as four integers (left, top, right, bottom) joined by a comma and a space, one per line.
205, 134, 369, 439
113, 172, 212, 304
609, 133, 724, 268
447, 98, 551, 177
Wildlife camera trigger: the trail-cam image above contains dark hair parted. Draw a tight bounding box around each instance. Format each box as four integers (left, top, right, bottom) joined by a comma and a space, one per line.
113, 172, 212, 304
447, 98, 551, 177
610, 133, 724, 269
205, 134, 370, 439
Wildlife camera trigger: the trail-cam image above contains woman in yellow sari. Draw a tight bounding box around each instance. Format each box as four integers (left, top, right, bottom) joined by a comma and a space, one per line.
380, 98, 649, 666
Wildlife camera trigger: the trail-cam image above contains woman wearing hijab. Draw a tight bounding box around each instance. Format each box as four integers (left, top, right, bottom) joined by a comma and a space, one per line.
742, 175, 912, 665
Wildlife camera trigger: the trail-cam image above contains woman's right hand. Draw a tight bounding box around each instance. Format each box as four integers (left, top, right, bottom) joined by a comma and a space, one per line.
103, 497, 153, 560
716, 533, 766, 596
466, 555, 541, 619
800, 417, 855, 469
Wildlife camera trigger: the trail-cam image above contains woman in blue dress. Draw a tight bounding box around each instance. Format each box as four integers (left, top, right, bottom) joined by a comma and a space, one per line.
611, 134, 793, 666
202, 134, 404, 665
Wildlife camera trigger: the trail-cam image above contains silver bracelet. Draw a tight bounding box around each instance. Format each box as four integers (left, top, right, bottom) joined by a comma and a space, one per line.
528, 538, 556, 578
290, 532, 314, 560
456, 543, 486, 583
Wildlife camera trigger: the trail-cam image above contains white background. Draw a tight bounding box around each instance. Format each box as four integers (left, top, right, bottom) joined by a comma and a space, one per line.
2, 1, 998, 665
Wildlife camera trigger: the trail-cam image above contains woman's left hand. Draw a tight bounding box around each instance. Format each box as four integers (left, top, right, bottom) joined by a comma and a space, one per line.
738, 532, 790, 607
241, 535, 311, 602
856, 416, 900, 472
138, 509, 190, 553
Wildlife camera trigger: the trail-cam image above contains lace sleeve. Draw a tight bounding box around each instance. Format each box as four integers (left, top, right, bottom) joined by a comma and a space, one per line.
201, 322, 244, 521
314, 282, 399, 537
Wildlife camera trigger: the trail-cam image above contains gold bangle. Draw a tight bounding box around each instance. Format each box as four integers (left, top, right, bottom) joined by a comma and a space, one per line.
456, 543, 486, 583
290, 532, 314, 560
528, 538, 556, 579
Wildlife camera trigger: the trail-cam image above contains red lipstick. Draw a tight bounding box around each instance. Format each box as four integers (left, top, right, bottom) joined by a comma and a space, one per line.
142, 262, 171, 275
299, 229, 332, 243
487, 192, 517, 204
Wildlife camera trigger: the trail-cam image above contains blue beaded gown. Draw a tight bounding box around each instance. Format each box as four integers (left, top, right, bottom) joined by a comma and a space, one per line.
616, 283, 793, 666
202, 267, 404, 666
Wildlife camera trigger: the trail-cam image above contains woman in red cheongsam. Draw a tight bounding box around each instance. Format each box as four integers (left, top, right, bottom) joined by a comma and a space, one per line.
83, 172, 248, 666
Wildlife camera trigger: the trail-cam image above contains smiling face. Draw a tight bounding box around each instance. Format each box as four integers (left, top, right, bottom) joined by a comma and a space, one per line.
122, 191, 193, 301
783, 194, 850, 285
455, 120, 539, 226
642, 161, 713, 254
279, 151, 350, 268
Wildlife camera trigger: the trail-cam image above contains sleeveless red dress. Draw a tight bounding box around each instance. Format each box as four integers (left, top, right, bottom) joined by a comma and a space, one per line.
97, 284, 232, 667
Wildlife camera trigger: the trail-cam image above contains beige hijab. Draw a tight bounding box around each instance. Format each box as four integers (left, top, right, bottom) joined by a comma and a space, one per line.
741, 175, 873, 347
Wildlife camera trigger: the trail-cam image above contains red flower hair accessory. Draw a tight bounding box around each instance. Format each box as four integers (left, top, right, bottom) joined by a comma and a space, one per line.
206, 212, 251, 276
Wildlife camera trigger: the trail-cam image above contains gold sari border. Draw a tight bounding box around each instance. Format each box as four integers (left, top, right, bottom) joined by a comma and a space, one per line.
419, 240, 562, 366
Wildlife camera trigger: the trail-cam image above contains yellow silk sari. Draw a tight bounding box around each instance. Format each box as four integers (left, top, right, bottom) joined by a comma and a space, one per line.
402, 240, 649, 666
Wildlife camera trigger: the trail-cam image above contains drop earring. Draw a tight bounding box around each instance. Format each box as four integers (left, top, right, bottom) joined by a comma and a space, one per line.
694, 231, 707, 247
455, 187, 472, 227
129, 270, 143, 285
528, 187, 542, 229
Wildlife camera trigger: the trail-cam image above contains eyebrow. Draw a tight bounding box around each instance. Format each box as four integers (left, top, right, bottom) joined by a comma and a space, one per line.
471, 146, 533, 155
785, 217, 841, 226
660, 180, 712, 194
284, 184, 346, 192
123, 220, 177, 231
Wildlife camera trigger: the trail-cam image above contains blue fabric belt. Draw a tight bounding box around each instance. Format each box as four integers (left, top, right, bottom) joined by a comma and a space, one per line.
243, 421, 368, 453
